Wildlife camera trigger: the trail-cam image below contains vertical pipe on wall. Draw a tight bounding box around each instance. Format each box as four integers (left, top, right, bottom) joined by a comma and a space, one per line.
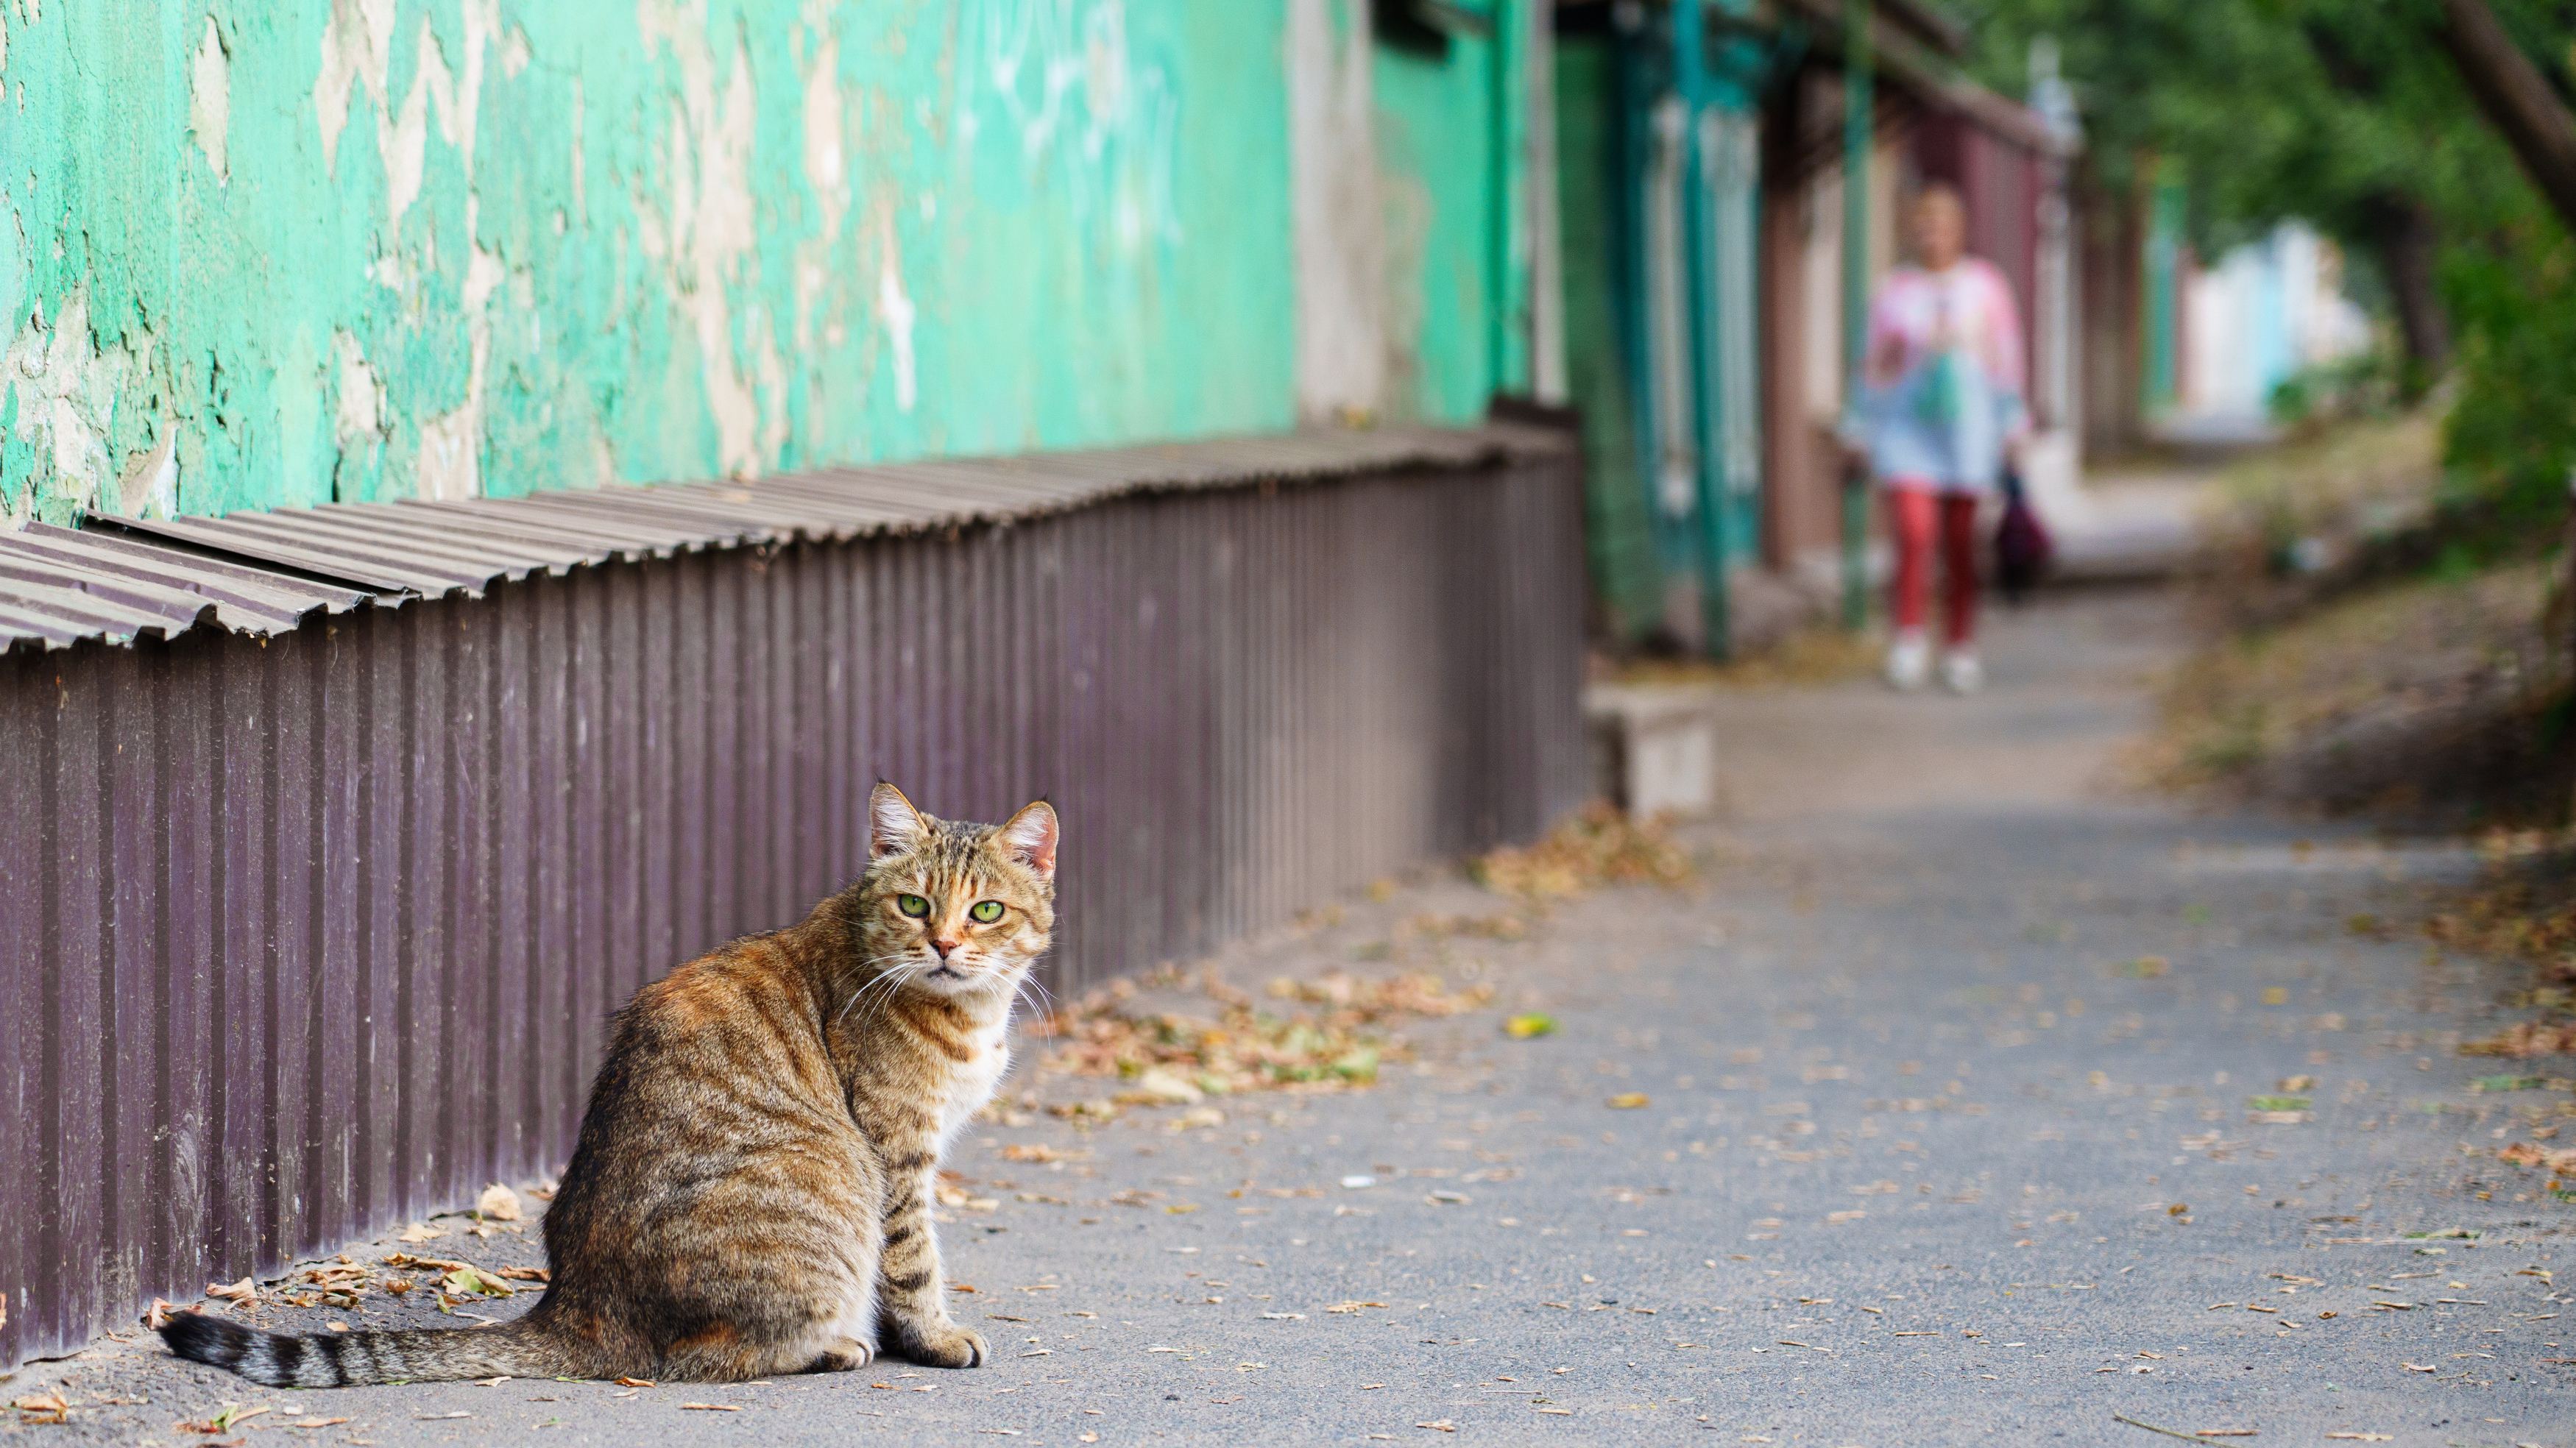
1839, 0, 1874, 632
1673, 0, 1731, 660
2141, 153, 2185, 417
1526, 1, 1569, 405
1489, 0, 1534, 400
1709, 99, 1763, 578
1616, 10, 1664, 558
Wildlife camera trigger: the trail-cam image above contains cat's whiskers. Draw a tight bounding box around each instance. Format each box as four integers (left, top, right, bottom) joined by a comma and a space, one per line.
1011, 970, 1061, 1039
833, 963, 902, 1025
836, 956, 928, 1026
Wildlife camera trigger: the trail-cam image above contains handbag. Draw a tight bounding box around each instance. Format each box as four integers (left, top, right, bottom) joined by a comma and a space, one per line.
1995, 466, 2053, 603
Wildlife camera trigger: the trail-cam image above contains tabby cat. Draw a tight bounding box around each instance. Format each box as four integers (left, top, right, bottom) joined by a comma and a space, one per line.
160, 784, 1058, 1385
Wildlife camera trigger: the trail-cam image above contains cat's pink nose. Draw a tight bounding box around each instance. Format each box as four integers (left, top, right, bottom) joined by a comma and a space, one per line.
930, 937, 960, 959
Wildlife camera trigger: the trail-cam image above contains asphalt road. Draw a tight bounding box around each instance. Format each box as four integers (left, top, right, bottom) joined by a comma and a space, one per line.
15, 589, 2572, 1447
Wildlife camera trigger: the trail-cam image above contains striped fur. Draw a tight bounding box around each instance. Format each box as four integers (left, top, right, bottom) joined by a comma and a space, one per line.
159, 784, 1056, 1386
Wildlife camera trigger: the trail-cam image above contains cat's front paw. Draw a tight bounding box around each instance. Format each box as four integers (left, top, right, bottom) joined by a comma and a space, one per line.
897, 1320, 988, 1369
805, 1336, 875, 1373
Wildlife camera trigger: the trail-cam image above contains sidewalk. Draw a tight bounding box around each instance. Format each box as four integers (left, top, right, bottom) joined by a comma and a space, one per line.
18, 590, 2570, 1447
2023, 429, 2213, 583
2037, 468, 2210, 581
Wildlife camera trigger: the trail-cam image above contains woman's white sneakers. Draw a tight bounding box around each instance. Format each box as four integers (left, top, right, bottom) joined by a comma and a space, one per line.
1885, 631, 1932, 691
1886, 633, 1984, 695
1939, 650, 1984, 695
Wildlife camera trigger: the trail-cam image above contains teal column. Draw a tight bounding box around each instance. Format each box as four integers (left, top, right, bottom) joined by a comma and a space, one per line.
1488, 0, 1534, 400
1839, 0, 1873, 632
1616, 25, 1664, 558
2142, 156, 2185, 416
1673, 0, 1730, 660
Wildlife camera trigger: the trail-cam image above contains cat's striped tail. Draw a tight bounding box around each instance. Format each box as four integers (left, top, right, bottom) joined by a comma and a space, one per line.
158, 1311, 570, 1387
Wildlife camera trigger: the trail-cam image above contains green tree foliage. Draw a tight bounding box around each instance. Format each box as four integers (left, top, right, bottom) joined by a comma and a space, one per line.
1953, 0, 2576, 521
2444, 221, 2576, 525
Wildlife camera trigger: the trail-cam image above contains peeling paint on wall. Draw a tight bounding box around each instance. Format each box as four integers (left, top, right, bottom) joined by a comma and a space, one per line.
956, 0, 1181, 254
3, 285, 163, 525
1288, 0, 1385, 425
1373, 16, 1517, 424
117, 432, 179, 519
877, 233, 918, 415
634, 0, 773, 479
188, 15, 230, 183
0, 0, 1525, 527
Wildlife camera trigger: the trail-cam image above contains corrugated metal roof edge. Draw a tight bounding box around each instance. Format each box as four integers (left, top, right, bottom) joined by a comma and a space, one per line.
1, 420, 1571, 653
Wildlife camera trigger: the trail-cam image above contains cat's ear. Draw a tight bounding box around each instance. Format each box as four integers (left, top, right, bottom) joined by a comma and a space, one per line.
869, 782, 928, 858
999, 801, 1058, 882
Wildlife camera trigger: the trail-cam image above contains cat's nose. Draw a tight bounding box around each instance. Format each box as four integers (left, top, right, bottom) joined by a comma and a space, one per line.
930, 937, 960, 959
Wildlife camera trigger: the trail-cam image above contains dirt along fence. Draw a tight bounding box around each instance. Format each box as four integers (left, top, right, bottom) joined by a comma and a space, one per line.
0, 422, 1588, 1366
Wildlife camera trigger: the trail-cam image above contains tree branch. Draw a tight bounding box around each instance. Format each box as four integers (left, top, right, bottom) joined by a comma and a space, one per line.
2435, 0, 2576, 231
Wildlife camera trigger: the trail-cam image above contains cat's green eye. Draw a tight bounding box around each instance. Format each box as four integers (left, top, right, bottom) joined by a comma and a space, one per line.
969, 900, 1005, 924
896, 894, 930, 919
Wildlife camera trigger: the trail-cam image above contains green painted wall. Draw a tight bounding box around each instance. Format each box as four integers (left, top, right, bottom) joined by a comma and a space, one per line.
0, 1, 1525, 528
1551, 35, 1657, 642
1370, 22, 1504, 419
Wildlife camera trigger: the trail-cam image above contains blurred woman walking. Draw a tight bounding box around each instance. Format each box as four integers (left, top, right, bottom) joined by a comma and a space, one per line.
1859, 183, 2029, 693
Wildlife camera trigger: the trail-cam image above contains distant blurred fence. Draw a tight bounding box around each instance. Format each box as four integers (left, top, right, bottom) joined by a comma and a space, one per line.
0, 422, 1588, 1366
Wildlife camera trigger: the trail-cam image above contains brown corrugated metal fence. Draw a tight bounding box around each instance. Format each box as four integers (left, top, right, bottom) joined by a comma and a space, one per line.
0, 425, 1588, 1366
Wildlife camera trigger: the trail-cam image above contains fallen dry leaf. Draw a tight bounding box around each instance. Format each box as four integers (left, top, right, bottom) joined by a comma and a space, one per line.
2499, 1141, 2576, 1172
440, 1266, 517, 1299
679, 1402, 742, 1411
11, 1394, 69, 1424
476, 1184, 523, 1222
615, 1377, 657, 1388
2460, 1021, 2576, 1057
141, 1298, 188, 1329
1606, 1093, 1649, 1110
204, 1277, 256, 1305
177, 1403, 271, 1433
